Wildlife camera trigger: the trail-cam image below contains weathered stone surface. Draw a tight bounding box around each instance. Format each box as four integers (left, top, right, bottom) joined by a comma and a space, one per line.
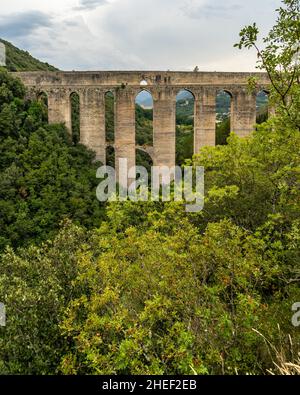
153, 87, 176, 168
194, 87, 217, 152
47, 88, 71, 132
231, 88, 257, 138
115, 87, 136, 179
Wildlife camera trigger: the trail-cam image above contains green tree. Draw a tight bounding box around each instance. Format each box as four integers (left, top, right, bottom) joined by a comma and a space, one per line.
0, 222, 86, 374
56, 211, 298, 375
235, 0, 300, 130
0, 70, 105, 251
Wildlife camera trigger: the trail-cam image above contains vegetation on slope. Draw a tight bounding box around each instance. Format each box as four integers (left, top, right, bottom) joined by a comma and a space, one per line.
0, 70, 105, 251
0, 39, 58, 72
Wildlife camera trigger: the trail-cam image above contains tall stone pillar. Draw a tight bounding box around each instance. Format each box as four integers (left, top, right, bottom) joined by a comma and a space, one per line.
115, 88, 136, 183
153, 88, 176, 167
194, 87, 216, 153
80, 88, 106, 163
47, 88, 71, 133
231, 89, 257, 137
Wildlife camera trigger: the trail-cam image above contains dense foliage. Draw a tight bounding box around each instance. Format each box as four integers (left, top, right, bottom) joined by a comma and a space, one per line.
0, 70, 105, 251
0, 0, 299, 376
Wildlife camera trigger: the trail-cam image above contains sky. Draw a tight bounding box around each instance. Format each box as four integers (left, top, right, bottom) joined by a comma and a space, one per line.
0, 0, 282, 71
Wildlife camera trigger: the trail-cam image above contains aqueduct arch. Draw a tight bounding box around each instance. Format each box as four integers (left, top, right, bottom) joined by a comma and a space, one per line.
14, 71, 270, 168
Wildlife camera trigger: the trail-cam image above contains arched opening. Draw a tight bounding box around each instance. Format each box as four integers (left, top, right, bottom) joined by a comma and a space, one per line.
216, 90, 232, 145
135, 90, 153, 146
70, 92, 80, 145
105, 91, 115, 146
135, 90, 153, 172
256, 90, 269, 124
176, 89, 194, 166
106, 145, 115, 168
37, 91, 48, 122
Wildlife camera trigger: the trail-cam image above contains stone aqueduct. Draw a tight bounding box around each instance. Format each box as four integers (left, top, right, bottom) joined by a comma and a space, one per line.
14, 71, 270, 170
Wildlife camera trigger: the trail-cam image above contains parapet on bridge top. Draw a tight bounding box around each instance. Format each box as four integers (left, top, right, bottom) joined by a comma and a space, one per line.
13, 70, 269, 88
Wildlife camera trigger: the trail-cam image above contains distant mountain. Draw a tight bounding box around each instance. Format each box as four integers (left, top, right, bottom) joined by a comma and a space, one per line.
0, 39, 58, 72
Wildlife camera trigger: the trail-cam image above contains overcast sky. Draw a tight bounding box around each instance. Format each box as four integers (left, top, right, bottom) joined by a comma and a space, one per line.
0, 0, 282, 71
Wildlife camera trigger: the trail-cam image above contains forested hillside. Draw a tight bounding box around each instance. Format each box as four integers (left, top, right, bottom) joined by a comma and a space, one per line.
0, 0, 299, 376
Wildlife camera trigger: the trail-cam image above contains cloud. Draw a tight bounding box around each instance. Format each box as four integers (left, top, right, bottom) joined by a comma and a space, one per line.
0, 0, 282, 71
0, 11, 53, 39
75, 0, 108, 11
92, 0, 244, 70
182, 0, 243, 19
